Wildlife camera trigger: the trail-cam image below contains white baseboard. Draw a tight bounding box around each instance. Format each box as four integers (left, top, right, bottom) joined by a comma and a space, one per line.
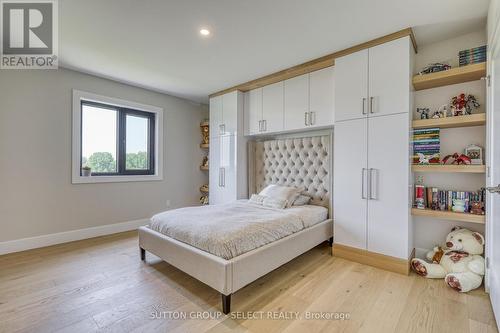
0, 218, 148, 255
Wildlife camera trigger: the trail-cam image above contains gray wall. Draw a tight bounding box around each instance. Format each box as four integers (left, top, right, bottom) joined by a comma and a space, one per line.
0, 68, 208, 242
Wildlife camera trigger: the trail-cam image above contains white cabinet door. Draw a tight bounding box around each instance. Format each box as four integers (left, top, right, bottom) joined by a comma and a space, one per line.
209, 136, 224, 205
284, 74, 309, 131
209, 96, 223, 138
368, 37, 410, 117
244, 88, 263, 135
334, 49, 368, 122
334, 118, 368, 249
262, 81, 284, 133
222, 91, 239, 136
309, 66, 335, 127
367, 113, 410, 258
220, 135, 236, 202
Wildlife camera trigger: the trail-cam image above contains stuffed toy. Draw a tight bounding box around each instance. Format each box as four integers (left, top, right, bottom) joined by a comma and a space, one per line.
411, 226, 485, 292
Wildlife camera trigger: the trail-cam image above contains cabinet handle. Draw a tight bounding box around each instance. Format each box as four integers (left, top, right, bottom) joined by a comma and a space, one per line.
362, 98, 367, 115
219, 168, 222, 187
219, 124, 226, 135
309, 111, 315, 126
258, 120, 261, 132
222, 167, 225, 187
361, 168, 367, 199
263, 120, 267, 132
369, 97, 375, 114
369, 168, 377, 200
304, 112, 309, 126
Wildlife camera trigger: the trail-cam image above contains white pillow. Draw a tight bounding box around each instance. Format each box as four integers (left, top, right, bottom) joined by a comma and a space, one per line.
262, 196, 288, 209
248, 194, 265, 205
293, 195, 311, 206
258, 184, 302, 208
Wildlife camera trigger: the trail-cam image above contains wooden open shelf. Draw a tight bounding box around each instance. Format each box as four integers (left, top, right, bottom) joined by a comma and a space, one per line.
200, 143, 209, 149
412, 113, 486, 129
411, 208, 485, 224
412, 62, 486, 91
412, 164, 486, 173
200, 165, 209, 171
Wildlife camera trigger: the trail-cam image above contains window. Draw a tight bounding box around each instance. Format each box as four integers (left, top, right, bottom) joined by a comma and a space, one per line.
73, 90, 163, 184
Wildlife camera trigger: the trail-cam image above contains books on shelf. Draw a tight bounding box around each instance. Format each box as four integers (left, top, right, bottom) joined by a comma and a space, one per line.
412, 128, 440, 164
459, 45, 486, 66
413, 185, 485, 215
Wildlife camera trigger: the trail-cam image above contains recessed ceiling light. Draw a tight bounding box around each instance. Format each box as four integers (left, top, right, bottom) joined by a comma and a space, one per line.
200, 28, 210, 36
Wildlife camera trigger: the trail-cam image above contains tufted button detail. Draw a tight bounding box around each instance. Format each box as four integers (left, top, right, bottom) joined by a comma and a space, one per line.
254, 136, 329, 207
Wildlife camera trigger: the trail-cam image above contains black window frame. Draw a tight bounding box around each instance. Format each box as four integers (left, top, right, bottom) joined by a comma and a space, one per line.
80, 100, 156, 176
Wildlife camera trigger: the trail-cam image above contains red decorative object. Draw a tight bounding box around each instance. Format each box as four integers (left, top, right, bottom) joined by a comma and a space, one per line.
450, 93, 480, 116
442, 153, 472, 165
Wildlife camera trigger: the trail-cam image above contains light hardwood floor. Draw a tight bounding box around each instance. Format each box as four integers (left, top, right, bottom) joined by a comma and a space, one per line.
0, 231, 497, 333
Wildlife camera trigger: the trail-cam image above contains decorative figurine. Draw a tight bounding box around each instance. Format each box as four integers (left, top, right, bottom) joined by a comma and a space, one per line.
201, 156, 209, 167
417, 107, 430, 119
418, 63, 452, 75
464, 144, 483, 165
450, 93, 480, 116
470, 201, 485, 215
417, 153, 440, 165
200, 121, 209, 145
452, 199, 466, 213
199, 195, 209, 205
431, 105, 448, 119
442, 152, 472, 165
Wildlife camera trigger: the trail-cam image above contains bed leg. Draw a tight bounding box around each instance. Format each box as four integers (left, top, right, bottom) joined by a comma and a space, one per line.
140, 247, 146, 261
221, 294, 231, 314
328, 237, 333, 247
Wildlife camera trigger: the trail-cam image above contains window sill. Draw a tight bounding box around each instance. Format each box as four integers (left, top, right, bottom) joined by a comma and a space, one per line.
72, 174, 163, 184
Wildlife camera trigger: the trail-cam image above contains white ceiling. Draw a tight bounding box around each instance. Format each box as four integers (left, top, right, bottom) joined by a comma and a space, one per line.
60, 0, 490, 104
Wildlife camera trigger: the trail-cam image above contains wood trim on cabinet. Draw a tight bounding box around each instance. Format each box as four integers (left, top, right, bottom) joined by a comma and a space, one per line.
209, 28, 417, 98
332, 244, 415, 275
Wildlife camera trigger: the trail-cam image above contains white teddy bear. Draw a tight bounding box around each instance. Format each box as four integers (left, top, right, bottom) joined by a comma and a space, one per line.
411, 226, 485, 292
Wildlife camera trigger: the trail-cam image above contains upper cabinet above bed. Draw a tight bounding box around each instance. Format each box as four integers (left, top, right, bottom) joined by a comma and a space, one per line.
209, 91, 244, 138
244, 66, 335, 136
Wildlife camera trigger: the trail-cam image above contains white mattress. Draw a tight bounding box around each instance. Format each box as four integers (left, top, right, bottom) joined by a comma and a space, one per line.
149, 201, 328, 260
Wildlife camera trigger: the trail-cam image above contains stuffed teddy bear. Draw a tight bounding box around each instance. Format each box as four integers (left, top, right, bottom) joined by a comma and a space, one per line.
411, 226, 485, 292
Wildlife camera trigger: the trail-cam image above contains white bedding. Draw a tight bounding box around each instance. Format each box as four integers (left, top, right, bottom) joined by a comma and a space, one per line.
149, 201, 328, 260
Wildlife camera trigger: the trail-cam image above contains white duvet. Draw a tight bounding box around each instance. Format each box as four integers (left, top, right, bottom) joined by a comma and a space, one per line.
149, 201, 328, 260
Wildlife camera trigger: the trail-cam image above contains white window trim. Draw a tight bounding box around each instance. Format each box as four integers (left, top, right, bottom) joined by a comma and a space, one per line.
72, 89, 164, 184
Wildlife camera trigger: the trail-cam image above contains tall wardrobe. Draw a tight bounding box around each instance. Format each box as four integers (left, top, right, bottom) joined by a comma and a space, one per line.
209, 91, 247, 204
333, 36, 414, 262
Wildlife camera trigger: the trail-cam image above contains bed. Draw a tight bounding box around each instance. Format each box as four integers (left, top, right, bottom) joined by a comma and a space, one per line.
138, 135, 333, 313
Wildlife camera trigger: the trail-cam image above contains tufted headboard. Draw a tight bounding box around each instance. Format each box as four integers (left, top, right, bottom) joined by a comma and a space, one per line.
249, 135, 331, 210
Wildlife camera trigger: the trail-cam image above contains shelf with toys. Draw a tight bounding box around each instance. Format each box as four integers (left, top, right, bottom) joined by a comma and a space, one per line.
199, 121, 209, 205
412, 62, 486, 91
412, 87, 486, 223
412, 113, 486, 130
411, 164, 486, 173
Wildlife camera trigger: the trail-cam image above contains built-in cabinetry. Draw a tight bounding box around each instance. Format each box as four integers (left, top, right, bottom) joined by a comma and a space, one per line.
244, 82, 285, 135
244, 66, 335, 135
333, 36, 413, 262
209, 91, 247, 204
335, 37, 411, 122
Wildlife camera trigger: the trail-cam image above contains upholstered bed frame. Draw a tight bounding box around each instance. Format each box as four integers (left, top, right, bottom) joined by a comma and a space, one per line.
138, 134, 333, 314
